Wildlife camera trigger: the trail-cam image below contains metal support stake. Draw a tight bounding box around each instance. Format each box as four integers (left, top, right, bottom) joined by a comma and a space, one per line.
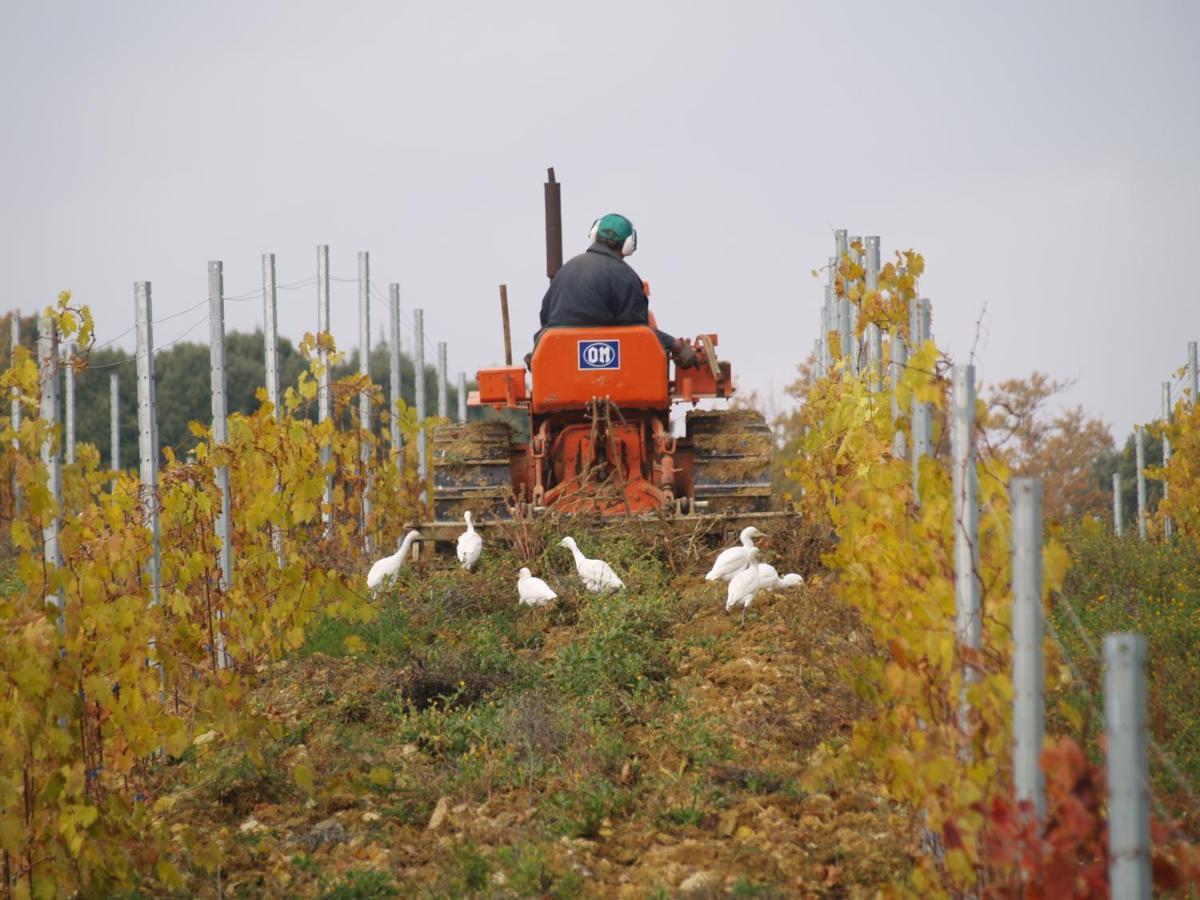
1105, 634, 1150, 900
208, 263, 232, 668
358, 252, 372, 555
262, 253, 284, 566
414, 309, 427, 484
910, 296, 931, 502
838, 295, 853, 369
110, 372, 120, 473
1189, 340, 1198, 406
867, 328, 882, 392
849, 236, 863, 373
1135, 426, 1147, 540
891, 331, 908, 459
1011, 478, 1045, 823
317, 245, 333, 534
822, 283, 833, 374
388, 283, 403, 467
458, 372, 467, 423
38, 315, 63, 618
135, 282, 161, 609
826, 258, 837, 371
952, 365, 981, 746
1113, 472, 1123, 538
63, 342, 75, 465
865, 236, 882, 391
437, 342, 448, 419
262, 253, 281, 415
10, 309, 20, 514
1162, 382, 1172, 541
817, 292, 826, 379
834, 232, 853, 369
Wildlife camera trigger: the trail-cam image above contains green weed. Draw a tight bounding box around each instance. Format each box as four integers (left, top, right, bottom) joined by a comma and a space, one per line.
320, 869, 398, 899
1056, 524, 1200, 804
548, 776, 632, 838
495, 842, 582, 899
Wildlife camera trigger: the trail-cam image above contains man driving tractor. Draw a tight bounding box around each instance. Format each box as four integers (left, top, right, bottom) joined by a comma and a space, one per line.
530, 213, 700, 369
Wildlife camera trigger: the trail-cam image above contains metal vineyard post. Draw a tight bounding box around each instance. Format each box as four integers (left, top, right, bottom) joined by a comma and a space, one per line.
910, 296, 932, 502
1189, 341, 1198, 405
388, 283, 403, 468
865, 236, 882, 392
110, 372, 120, 473
358, 251, 372, 555
63, 340, 75, 465
10, 308, 20, 513
825, 258, 836, 373
835, 231, 852, 369
952, 364, 981, 746
437, 342, 448, 420
1104, 633, 1150, 900
1162, 382, 1172, 541
38, 314, 63, 618
849, 236, 863, 374
263, 253, 284, 566
208, 262, 233, 668
135, 281, 161, 608
1011, 478, 1045, 823
1113, 472, 1123, 537
415, 308, 427, 486
317, 245, 333, 534
1135, 426, 1146, 540
263, 253, 281, 415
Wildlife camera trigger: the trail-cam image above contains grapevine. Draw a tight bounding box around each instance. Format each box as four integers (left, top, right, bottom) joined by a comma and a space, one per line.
0, 300, 423, 896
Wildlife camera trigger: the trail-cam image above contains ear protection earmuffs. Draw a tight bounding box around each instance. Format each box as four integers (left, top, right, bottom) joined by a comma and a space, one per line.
588, 217, 638, 257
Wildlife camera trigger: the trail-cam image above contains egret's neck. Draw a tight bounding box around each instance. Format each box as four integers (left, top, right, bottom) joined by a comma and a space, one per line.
397, 533, 418, 558
465, 515, 476, 534
740, 533, 756, 549
567, 545, 587, 566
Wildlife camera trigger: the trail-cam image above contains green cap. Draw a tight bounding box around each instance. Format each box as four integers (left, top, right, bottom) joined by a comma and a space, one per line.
595, 213, 634, 243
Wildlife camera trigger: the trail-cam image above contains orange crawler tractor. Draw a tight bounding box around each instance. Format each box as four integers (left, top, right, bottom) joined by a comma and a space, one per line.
428, 170, 773, 530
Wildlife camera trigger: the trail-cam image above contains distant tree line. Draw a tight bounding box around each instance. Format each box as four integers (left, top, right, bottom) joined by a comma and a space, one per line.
771, 358, 1165, 526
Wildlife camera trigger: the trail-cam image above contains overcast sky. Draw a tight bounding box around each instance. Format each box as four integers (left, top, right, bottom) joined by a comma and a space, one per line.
3, 1, 1197, 440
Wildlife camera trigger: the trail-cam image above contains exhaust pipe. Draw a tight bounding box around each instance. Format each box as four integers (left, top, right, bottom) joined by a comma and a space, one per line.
545, 167, 563, 280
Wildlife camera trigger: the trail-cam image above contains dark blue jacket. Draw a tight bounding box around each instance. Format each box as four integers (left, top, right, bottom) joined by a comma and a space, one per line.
534, 243, 675, 350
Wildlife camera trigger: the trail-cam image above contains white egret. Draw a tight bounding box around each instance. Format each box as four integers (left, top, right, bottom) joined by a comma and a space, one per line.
517, 567, 558, 607
559, 536, 625, 593
725, 548, 762, 625
456, 511, 483, 572
366, 530, 422, 593
757, 563, 803, 591
705, 526, 764, 582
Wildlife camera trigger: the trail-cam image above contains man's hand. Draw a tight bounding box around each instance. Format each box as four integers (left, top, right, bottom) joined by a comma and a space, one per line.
672, 338, 699, 369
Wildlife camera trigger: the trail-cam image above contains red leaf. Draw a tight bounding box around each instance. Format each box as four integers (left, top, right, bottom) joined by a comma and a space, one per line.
943, 819, 965, 850
1151, 854, 1182, 891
